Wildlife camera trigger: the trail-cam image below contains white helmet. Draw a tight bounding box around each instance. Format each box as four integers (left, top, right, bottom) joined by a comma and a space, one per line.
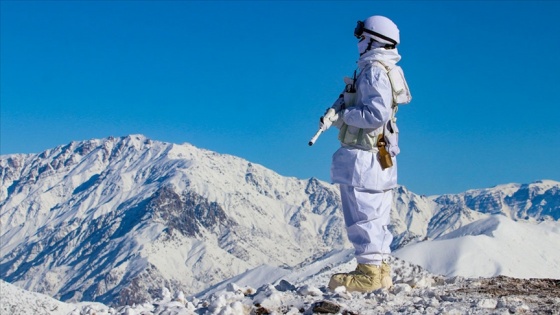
354, 15, 400, 47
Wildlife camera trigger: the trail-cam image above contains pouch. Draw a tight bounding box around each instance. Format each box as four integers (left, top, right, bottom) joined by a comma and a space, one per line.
384, 120, 400, 157
343, 76, 357, 108
377, 138, 393, 170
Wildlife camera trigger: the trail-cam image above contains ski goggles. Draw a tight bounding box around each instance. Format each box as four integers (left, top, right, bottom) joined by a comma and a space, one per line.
354, 21, 367, 39
354, 21, 397, 46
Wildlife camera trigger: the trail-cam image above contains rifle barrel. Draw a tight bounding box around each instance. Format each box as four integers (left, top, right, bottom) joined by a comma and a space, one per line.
308, 129, 323, 146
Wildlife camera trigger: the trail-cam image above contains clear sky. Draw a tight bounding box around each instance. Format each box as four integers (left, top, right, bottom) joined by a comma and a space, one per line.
1, 1, 559, 196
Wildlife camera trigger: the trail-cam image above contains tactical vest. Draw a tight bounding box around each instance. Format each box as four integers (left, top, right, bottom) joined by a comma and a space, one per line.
338, 61, 410, 151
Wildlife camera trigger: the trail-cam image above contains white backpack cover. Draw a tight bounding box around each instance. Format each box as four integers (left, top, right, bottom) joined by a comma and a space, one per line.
375, 62, 412, 105
387, 65, 412, 105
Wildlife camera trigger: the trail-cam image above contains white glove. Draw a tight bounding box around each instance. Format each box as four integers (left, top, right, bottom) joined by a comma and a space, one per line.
319, 108, 339, 131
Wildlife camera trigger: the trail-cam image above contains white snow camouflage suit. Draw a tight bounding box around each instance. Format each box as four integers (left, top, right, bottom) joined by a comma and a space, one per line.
331, 47, 402, 265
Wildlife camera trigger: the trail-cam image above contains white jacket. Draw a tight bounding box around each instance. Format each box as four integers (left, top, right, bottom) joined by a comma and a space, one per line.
330, 48, 402, 191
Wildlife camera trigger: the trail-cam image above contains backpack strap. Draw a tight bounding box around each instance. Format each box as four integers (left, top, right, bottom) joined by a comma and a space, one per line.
372, 61, 399, 121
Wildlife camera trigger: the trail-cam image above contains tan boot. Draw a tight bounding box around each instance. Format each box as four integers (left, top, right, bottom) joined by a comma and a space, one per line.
381, 261, 393, 289
328, 263, 382, 293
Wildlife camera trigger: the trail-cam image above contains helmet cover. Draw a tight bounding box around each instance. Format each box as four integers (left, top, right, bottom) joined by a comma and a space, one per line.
355, 15, 400, 46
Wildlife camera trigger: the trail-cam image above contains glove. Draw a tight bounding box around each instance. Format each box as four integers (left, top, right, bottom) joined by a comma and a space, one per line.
319, 108, 339, 131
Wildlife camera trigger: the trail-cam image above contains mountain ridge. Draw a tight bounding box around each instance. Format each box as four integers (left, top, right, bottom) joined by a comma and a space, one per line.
1, 135, 345, 305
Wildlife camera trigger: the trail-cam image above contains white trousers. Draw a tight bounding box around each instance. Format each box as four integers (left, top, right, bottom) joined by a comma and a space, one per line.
339, 184, 393, 265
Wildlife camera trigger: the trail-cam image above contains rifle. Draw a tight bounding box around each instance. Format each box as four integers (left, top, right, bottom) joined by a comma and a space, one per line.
308, 97, 344, 146
309, 74, 357, 146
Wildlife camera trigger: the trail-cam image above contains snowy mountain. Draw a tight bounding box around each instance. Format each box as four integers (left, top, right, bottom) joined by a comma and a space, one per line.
1, 135, 559, 308
1, 135, 345, 306
391, 179, 559, 248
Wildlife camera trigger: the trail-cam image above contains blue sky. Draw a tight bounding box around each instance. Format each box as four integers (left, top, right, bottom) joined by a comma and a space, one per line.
1, 1, 559, 196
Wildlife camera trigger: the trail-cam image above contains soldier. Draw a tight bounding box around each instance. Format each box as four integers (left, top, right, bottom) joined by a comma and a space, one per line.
321, 15, 411, 293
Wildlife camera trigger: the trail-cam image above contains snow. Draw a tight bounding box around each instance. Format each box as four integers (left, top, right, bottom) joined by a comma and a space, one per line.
1, 279, 77, 315
2, 249, 559, 315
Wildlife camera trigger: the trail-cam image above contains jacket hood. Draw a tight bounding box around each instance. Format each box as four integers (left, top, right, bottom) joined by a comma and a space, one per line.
357, 48, 401, 70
